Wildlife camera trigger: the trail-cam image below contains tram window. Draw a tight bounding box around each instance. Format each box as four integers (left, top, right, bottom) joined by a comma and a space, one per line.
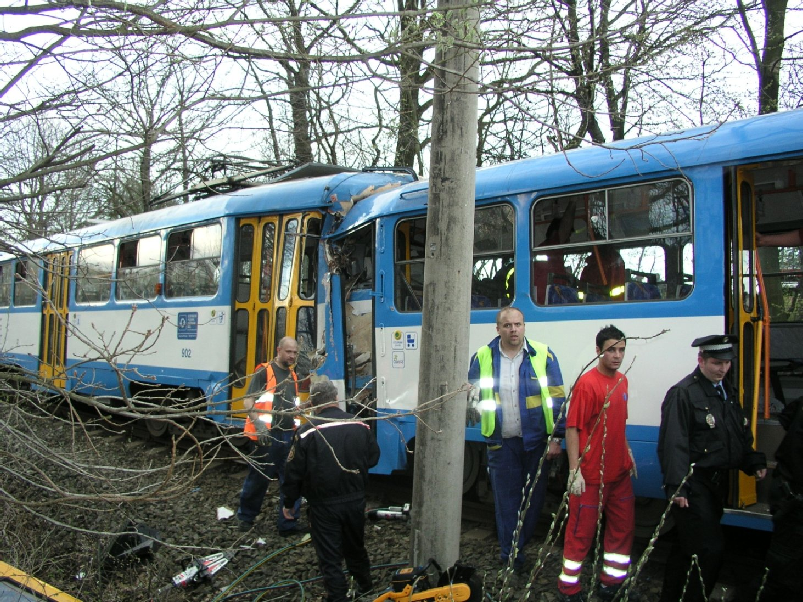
0, 263, 11, 307
395, 217, 426, 312
260, 223, 275, 303
166, 223, 221, 298
296, 306, 315, 378
275, 307, 287, 348
13, 259, 38, 307
76, 244, 114, 304
116, 236, 161, 301
758, 245, 803, 322
233, 308, 249, 383
255, 309, 270, 366
237, 224, 254, 304
472, 204, 515, 308
394, 205, 515, 312
278, 219, 298, 301
741, 181, 755, 313
299, 217, 321, 301
532, 179, 693, 305
333, 225, 374, 291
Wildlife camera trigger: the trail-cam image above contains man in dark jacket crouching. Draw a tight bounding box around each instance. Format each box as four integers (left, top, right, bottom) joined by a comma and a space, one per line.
282, 380, 381, 602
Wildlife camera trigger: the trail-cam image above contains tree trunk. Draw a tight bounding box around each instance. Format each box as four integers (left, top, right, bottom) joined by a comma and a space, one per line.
759, 0, 788, 114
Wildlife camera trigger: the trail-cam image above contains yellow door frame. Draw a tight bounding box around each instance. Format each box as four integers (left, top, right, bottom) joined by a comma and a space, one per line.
732, 168, 761, 508
40, 252, 70, 390
231, 212, 319, 415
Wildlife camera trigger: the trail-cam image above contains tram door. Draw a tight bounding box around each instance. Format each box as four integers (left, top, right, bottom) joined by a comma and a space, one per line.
40, 252, 70, 389
728, 167, 760, 507
231, 213, 321, 414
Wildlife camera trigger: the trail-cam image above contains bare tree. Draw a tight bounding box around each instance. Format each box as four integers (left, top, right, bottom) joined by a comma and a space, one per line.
736, 0, 803, 114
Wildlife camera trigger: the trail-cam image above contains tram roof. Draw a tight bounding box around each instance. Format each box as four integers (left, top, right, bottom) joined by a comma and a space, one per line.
334, 108, 803, 235
0, 169, 413, 260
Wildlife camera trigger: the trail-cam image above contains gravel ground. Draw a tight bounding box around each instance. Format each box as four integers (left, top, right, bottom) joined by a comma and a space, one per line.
1, 409, 768, 602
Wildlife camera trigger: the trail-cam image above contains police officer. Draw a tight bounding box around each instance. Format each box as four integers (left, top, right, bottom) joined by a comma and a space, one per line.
657, 334, 767, 602
282, 380, 380, 602
760, 395, 803, 600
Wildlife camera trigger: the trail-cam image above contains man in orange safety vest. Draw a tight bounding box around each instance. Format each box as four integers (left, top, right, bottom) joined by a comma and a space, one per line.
237, 337, 308, 536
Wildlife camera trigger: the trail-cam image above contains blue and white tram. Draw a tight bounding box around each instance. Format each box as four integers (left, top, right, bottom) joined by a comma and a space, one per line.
0, 167, 417, 436
323, 109, 803, 530
2, 111, 802, 530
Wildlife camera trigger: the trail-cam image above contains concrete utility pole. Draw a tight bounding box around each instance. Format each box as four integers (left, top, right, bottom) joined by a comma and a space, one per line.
409, 0, 479, 569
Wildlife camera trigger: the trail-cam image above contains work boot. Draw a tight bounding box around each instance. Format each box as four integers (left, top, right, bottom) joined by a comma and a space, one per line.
597, 582, 641, 601
237, 519, 254, 532
278, 523, 310, 537
347, 583, 373, 601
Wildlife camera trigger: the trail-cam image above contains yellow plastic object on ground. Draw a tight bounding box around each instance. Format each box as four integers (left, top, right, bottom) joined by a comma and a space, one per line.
0, 560, 82, 602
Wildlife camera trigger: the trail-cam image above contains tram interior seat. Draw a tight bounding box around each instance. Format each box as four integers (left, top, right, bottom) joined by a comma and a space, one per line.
471, 274, 507, 307
584, 283, 610, 303
624, 270, 662, 301
471, 294, 493, 308
675, 273, 694, 299
544, 272, 580, 305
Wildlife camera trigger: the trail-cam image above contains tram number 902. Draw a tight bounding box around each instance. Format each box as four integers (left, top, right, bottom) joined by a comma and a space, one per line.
181, 348, 192, 358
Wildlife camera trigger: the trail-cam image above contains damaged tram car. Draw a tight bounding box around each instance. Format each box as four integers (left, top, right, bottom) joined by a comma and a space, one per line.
3, 110, 803, 531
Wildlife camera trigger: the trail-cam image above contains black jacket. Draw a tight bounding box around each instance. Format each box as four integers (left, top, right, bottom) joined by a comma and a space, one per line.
776, 398, 803, 489
282, 406, 380, 506
657, 366, 766, 497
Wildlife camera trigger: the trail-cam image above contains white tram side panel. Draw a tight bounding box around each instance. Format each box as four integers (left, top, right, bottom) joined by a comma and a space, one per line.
67, 305, 232, 398
372, 315, 723, 498
0, 307, 42, 372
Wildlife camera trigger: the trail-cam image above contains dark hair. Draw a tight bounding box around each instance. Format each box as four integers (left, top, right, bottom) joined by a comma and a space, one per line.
309, 380, 338, 406
596, 324, 625, 351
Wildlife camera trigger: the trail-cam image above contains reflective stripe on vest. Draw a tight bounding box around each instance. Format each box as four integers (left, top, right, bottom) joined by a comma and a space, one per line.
476, 339, 555, 438
243, 362, 299, 440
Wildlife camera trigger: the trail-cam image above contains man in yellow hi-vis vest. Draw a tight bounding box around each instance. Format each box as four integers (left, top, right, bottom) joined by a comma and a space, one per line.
468, 306, 566, 572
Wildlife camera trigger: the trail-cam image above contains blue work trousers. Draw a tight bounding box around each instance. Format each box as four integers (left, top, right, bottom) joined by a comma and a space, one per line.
486, 436, 550, 568
237, 429, 301, 531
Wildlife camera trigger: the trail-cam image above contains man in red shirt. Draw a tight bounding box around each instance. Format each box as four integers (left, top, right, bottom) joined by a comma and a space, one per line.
557, 325, 638, 602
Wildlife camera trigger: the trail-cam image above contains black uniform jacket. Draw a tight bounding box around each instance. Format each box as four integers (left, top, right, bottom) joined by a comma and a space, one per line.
657, 366, 766, 497
776, 398, 803, 490
282, 406, 380, 507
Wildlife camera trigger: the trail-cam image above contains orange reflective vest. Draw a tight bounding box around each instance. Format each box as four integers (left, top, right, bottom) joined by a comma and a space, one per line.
243, 362, 299, 440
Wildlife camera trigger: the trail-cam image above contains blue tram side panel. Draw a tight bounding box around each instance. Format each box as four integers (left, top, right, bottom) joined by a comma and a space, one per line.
0, 169, 416, 431
326, 109, 803, 530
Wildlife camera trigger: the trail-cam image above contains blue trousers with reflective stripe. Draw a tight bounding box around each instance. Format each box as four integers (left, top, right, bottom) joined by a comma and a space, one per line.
486, 437, 550, 568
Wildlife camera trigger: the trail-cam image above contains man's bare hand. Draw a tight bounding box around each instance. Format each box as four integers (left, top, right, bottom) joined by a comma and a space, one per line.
547, 439, 562, 460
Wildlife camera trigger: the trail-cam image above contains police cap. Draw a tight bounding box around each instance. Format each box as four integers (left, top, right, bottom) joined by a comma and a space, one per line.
691, 334, 737, 360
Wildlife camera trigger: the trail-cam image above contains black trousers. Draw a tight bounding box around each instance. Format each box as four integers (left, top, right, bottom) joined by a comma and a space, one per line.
660, 480, 724, 602
308, 498, 372, 602
762, 481, 803, 601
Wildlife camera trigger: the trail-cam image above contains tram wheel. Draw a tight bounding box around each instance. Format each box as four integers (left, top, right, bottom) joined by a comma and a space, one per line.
146, 419, 168, 438
463, 442, 482, 495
